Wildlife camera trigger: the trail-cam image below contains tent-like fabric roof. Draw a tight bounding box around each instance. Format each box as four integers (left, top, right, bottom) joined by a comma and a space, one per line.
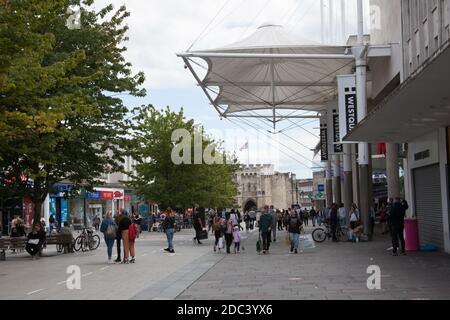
179, 24, 355, 121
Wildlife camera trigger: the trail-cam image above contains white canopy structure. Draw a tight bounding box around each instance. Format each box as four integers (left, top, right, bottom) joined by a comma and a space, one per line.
178, 24, 356, 128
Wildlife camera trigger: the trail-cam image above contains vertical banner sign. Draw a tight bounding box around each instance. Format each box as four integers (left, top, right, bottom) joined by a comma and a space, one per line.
338, 75, 358, 142
320, 123, 329, 161
333, 113, 343, 153
327, 103, 343, 154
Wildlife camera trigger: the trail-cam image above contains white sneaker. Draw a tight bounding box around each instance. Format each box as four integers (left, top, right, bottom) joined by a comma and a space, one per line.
108, 259, 114, 264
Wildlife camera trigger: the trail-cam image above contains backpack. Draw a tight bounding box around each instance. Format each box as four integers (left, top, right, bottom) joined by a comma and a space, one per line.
128, 223, 136, 241
105, 223, 117, 239
212, 221, 221, 232
289, 217, 299, 229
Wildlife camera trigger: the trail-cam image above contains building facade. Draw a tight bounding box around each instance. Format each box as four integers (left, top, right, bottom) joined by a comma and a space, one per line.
234, 165, 298, 212
297, 179, 314, 209
346, 0, 450, 253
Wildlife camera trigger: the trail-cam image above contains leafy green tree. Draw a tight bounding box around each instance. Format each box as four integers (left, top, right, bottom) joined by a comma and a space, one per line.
128, 106, 238, 210
0, 0, 145, 221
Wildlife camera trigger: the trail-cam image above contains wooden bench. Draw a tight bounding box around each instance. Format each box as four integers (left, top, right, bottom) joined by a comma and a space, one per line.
0, 234, 73, 261
0, 237, 28, 260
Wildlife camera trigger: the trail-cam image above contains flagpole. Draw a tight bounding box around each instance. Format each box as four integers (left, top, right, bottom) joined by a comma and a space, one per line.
247, 139, 250, 166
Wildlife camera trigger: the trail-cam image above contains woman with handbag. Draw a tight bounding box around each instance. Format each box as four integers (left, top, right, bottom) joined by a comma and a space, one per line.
100, 211, 117, 264
192, 210, 204, 245
212, 213, 223, 252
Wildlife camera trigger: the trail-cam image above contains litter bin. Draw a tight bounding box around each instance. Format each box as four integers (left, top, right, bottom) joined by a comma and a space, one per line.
404, 218, 420, 252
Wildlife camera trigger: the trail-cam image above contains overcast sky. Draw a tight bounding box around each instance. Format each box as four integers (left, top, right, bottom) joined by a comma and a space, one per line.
92, 0, 371, 178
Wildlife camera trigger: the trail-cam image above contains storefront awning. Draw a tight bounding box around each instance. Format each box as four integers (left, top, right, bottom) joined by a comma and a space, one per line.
344, 42, 450, 143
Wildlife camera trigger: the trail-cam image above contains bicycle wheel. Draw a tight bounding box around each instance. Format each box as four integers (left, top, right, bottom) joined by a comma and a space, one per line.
88, 235, 100, 251
74, 236, 83, 252
312, 228, 327, 243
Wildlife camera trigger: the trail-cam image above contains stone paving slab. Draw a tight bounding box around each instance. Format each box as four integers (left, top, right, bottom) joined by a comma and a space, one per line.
176, 227, 450, 300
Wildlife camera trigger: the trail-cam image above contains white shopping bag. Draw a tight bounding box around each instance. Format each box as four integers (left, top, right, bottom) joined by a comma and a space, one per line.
218, 237, 224, 249
299, 234, 316, 250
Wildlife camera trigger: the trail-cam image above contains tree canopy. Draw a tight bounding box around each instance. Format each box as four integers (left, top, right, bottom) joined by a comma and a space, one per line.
128, 106, 239, 210
0, 0, 145, 219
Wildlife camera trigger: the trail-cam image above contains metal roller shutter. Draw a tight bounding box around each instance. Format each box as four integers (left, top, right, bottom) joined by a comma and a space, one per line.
413, 165, 444, 250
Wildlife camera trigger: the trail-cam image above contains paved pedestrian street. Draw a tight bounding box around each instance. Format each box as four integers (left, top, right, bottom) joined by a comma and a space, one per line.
1, 227, 449, 300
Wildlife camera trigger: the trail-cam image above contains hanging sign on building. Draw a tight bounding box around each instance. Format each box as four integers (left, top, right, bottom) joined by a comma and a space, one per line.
327, 103, 343, 155
337, 75, 358, 143
320, 123, 329, 161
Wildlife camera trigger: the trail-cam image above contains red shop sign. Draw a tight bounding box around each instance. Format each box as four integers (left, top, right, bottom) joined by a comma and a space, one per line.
124, 195, 131, 201
102, 192, 114, 200
114, 191, 123, 198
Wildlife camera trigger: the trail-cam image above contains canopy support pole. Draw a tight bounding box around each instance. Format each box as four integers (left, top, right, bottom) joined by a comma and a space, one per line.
355, 0, 372, 239
182, 57, 224, 117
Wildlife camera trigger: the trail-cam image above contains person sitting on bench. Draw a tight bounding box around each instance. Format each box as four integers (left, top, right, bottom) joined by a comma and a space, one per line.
26, 223, 46, 260
60, 222, 74, 253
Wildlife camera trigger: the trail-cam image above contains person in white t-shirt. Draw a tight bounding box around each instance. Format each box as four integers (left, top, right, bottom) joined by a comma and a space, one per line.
338, 203, 347, 228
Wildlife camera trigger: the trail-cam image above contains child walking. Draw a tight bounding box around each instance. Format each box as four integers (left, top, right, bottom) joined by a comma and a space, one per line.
233, 225, 241, 254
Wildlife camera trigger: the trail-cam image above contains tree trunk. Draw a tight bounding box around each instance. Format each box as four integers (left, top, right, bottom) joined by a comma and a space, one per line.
33, 197, 43, 224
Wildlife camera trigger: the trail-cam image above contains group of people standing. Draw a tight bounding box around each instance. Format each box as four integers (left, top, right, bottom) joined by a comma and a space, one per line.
257, 205, 305, 254
100, 209, 137, 264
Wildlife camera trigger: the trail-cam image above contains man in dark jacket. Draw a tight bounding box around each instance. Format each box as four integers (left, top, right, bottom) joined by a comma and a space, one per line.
114, 210, 122, 263
259, 206, 273, 254
389, 198, 406, 256
330, 203, 339, 242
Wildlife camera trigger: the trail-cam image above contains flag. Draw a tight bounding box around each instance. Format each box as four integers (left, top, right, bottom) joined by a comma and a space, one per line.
239, 142, 249, 152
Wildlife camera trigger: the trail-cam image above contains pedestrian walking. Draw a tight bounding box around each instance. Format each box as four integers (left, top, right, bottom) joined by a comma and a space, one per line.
25, 222, 46, 260
163, 208, 176, 253
302, 209, 309, 226
338, 203, 346, 228
192, 209, 204, 245
283, 210, 290, 231
378, 203, 388, 235
100, 211, 117, 264
269, 206, 277, 242
244, 211, 251, 233
114, 210, 122, 263
287, 211, 303, 254
118, 209, 135, 264
93, 215, 101, 231
233, 225, 241, 253
224, 213, 234, 254
259, 206, 273, 254
277, 211, 283, 231
133, 213, 142, 238
330, 203, 339, 242
309, 207, 317, 227
212, 213, 224, 252
389, 198, 407, 256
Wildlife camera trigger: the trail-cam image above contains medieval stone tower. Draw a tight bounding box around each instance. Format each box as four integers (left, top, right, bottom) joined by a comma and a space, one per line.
234, 165, 298, 212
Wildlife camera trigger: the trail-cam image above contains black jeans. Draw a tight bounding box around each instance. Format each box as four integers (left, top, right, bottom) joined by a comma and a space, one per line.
214, 231, 222, 246
330, 221, 338, 241
116, 237, 121, 260
26, 244, 41, 257
391, 224, 405, 253
261, 231, 271, 251
224, 233, 233, 253
277, 221, 283, 230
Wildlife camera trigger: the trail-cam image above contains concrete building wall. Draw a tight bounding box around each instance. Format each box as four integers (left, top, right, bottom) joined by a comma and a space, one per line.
402, 0, 450, 78
370, 0, 404, 97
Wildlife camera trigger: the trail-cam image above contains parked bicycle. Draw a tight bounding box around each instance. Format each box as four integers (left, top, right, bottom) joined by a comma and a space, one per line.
312, 223, 348, 243
74, 228, 100, 252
